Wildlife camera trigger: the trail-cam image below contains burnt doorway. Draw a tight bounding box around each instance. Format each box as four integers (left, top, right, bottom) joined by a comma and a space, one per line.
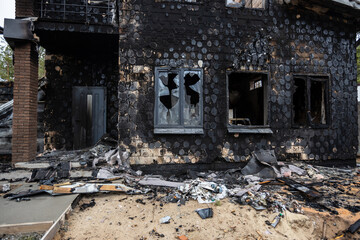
72, 87, 106, 149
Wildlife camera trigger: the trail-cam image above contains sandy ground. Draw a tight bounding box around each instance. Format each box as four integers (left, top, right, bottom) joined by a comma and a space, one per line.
55, 194, 360, 240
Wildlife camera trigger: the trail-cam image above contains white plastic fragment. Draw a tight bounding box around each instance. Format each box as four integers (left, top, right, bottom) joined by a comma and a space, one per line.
244, 175, 261, 184
72, 184, 100, 194
160, 216, 171, 224
2, 183, 10, 192
288, 165, 307, 176
97, 168, 116, 179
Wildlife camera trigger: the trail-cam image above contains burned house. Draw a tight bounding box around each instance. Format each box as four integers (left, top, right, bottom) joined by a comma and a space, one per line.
4, 0, 360, 166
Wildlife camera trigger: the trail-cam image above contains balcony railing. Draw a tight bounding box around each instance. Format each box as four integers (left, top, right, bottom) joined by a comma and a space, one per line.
35, 0, 116, 25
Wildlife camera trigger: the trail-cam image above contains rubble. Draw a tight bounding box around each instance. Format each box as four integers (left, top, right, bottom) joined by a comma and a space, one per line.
195, 208, 213, 219
1, 183, 10, 193
267, 213, 284, 228
139, 177, 184, 188
1, 143, 360, 239
80, 199, 96, 211
1, 145, 359, 216
240, 149, 280, 179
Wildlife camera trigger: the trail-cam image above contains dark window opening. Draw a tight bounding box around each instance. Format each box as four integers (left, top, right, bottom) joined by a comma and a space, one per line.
310, 80, 327, 125
293, 78, 306, 126
292, 75, 329, 128
228, 72, 268, 126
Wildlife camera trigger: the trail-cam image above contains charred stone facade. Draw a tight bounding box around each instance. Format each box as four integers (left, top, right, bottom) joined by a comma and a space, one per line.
117, 0, 358, 164
29, 0, 359, 164
43, 49, 119, 150
0, 82, 13, 103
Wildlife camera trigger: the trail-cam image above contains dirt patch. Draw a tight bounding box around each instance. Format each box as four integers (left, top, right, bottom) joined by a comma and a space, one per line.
55, 194, 360, 240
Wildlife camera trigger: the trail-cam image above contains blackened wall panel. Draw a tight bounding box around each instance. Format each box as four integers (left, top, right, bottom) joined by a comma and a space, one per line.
43, 51, 118, 150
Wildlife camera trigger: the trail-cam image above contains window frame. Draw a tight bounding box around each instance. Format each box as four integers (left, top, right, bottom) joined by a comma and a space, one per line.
226, 70, 272, 134
225, 0, 267, 9
291, 74, 330, 129
154, 67, 204, 134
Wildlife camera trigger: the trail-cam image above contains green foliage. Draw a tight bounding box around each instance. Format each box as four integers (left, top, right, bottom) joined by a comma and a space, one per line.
0, 36, 46, 82
0, 37, 14, 81
38, 46, 46, 79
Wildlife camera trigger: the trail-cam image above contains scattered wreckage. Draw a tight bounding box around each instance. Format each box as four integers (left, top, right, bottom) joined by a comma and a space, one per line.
1, 140, 360, 238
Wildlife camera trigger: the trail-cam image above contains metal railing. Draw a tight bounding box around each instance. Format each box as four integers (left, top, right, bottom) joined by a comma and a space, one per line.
35, 0, 116, 25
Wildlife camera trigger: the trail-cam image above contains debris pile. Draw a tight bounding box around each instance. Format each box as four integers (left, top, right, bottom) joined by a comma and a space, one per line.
1, 144, 359, 239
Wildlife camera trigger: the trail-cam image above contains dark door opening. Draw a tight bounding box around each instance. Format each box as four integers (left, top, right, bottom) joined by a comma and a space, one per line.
72, 86, 106, 149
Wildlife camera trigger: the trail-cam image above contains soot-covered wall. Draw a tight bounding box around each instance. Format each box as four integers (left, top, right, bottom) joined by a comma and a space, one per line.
0, 82, 13, 103
118, 0, 358, 164
43, 50, 119, 150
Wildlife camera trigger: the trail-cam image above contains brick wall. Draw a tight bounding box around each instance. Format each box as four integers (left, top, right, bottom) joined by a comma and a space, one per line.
12, 42, 38, 163
16, 0, 35, 18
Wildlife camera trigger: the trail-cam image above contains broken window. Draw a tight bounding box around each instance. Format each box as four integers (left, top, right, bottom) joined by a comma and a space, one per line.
292, 75, 329, 128
227, 72, 268, 127
226, 0, 265, 9
155, 68, 203, 133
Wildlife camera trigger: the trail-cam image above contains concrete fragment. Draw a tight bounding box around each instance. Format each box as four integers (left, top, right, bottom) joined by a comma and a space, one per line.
71, 162, 82, 168
69, 170, 93, 178
139, 177, 184, 188
2, 183, 10, 192
314, 174, 324, 180
280, 167, 292, 177
97, 168, 116, 179
232, 184, 262, 197
244, 175, 261, 183
0, 170, 32, 180
14, 162, 51, 169
288, 165, 307, 176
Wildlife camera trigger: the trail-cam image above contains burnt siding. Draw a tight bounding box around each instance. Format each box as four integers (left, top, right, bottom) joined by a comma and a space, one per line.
43, 52, 119, 150
118, 0, 357, 164
0, 82, 13, 103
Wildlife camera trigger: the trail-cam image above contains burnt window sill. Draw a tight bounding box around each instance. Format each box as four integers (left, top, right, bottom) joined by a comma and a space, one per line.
154, 128, 204, 134
227, 125, 273, 134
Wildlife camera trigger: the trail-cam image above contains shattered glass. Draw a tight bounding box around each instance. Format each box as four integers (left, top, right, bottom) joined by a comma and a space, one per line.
184, 71, 201, 126
158, 72, 180, 125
